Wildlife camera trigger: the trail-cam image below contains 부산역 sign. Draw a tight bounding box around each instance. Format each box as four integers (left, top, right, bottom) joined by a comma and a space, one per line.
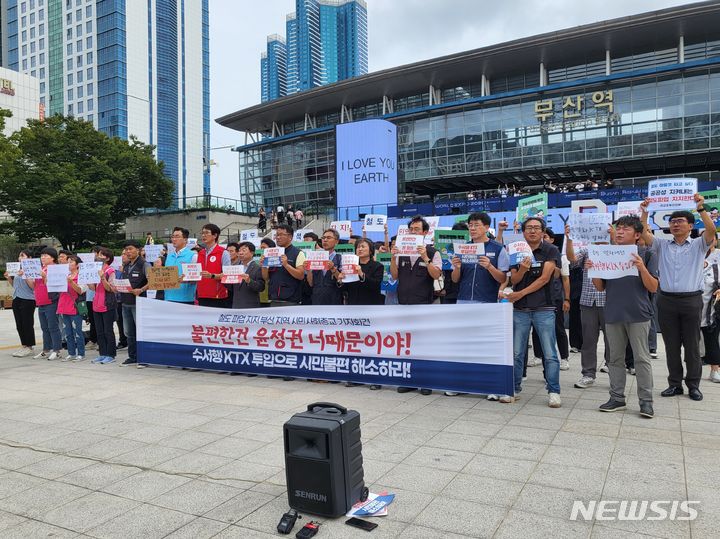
567, 213, 612, 244
587, 245, 638, 279
516, 192, 548, 222
647, 178, 697, 212
147, 266, 181, 290
136, 298, 514, 395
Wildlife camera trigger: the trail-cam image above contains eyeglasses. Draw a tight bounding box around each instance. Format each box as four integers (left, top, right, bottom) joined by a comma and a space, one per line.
321, 236, 336, 240
275, 232, 291, 237
467, 223, 485, 228
524, 225, 543, 231
668, 218, 689, 225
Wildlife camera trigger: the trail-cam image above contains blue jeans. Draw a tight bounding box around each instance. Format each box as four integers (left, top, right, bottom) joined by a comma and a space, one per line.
62, 314, 85, 357
122, 305, 137, 361
513, 310, 560, 395
38, 303, 62, 352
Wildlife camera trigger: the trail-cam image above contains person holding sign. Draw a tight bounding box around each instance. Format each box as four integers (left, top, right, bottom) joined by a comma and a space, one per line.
56, 255, 88, 362
118, 240, 151, 367
340, 239, 384, 306
640, 192, 716, 402
589, 216, 659, 418
28, 247, 63, 361
162, 227, 199, 305
505, 218, 562, 408
5, 250, 36, 357
89, 248, 118, 364
391, 216, 442, 396
198, 224, 231, 308
261, 224, 307, 307
230, 242, 265, 309
307, 229, 344, 305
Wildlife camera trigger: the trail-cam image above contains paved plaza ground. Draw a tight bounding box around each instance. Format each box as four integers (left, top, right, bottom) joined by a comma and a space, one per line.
0, 307, 719, 538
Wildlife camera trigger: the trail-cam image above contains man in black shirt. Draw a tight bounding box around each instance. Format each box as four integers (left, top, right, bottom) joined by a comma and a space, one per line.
506, 218, 562, 408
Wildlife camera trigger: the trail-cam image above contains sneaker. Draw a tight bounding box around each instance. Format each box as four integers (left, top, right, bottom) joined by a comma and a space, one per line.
13, 348, 33, 357
710, 370, 720, 383
119, 359, 136, 367
62, 355, 74, 362
47, 351, 60, 361
444, 391, 459, 396
650, 351, 658, 359
100, 356, 116, 364
560, 359, 570, 371
574, 376, 595, 389
570, 347, 580, 354
548, 393, 562, 408
419, 389, 432, 396
522, 375, 528, 381
487, 394, 500, 401
117, 342, 128, 350
91, 356, 105, 364
499, 395, 516, 404
599, 364, 609, 373
627, 367, 636, 375
11, 348, 24, 357
527, 357, 541, 367
639, 402, 654, 418
136, 364, 147, 369
369, 385, 382, 390
599, 398, 627, 412
72, 355, 86, 362
33, 351, 48, 359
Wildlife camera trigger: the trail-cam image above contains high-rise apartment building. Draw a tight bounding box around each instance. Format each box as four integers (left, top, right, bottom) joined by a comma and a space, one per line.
1, 0, 210, 203
260, 0, 367, 102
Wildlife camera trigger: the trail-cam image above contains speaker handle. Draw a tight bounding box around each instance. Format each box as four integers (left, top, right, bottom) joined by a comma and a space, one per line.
307, 402, 348, 414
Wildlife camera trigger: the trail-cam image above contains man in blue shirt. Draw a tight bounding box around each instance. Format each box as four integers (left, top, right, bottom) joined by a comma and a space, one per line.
162, 227, 198, 304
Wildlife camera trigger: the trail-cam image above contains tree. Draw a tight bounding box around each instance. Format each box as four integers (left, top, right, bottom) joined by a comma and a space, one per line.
0, 114, 174, 250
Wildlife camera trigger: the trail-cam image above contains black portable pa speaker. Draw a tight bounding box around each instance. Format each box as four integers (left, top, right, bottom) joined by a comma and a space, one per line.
284, 402, 368, 517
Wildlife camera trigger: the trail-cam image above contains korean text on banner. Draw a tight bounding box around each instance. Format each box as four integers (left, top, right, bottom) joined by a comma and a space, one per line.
395, 234, 424, 256
293, 229, 313, 242
567, 213, 612, 244
330, 220, 352, 240
46, 264, 70, 293
221, 265, 245, 284
508, 241, 534, 266
363, 214, 387, 232
341, 254, 360, 283
135, 299, 514, 395
114, 279, 132, 293
261, 247, 285, 268
21, 258, 42, 280
181, 263, 202, 281
616, 201, 643, 219
240, 229, 259, 243
647, 178, 697, 211
78, 262, 103, 285
516, 192, 549, 222
143, 244, 164, 263
5, 262, 20, 276
424, 216, 440, 244
587, 245, 639, 279
453, 242, 485, 264
304, 250, 329, 271
147, 266, 181, 290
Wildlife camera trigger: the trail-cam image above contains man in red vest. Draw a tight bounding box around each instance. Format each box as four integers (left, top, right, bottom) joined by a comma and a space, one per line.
198, 223, 231, 308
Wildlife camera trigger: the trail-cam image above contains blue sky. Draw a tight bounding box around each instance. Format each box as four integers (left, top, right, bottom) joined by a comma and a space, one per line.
208, 0, 696, 201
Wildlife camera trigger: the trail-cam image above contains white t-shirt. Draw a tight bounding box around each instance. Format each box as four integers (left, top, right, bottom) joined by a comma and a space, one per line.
561, 254, 570, 277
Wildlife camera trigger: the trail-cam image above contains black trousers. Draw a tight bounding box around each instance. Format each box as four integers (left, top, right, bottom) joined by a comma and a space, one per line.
12, 297, 36, 346
701, 325, 720, 366
569, 297, 583, 349
198, 298, 227, 308
116, 303, 126, 345
657, 293, 703, 390
94, 309, 117, 358
532, 299, 569, 360
86, 300, 97, 343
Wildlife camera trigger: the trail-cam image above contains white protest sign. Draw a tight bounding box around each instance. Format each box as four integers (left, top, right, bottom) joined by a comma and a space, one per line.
146, 290, 158, 299
261, 247, 285, 267
221, 264, 245, 284
647, 178, 697, 211
341, 254, 360, 283
294, 229, 313, 242
395, 234, 424, 256
77, 253, 96, 265
304, 249, 329, 271
397, 225, 410, 236
110, 257, 122, 271
363, 214, 387, 232
508, 241, 534, 266
568, 213, 612, 244
588, 245, 639, 279
425, 216, 440, 244
143, 244, 164, 263
615, 201, 643, 219
240, 229, 259, 243
21, 258, 42, 279
187, 238, 198, 247
452, 242, 485, 263
46, 264, 70, 293
114, 278, 132, 293
78, 262, 103, 284
181, 263, 202, 281
330, 220, 352, 240
5, 262, 20, 276
501, 232, 524, 246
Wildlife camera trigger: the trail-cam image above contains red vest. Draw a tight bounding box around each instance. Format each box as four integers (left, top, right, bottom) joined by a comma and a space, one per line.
197, 244, 229, 299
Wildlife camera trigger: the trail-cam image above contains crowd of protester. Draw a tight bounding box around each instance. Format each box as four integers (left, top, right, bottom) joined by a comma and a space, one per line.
5, 191, 720, 416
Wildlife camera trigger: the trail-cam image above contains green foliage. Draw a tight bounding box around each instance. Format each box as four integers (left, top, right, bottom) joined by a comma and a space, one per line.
0, 114, 174, 250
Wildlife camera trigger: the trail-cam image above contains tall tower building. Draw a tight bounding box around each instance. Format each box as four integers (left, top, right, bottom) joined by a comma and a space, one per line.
260, 0, 367, 102
260, 34, 286, 102
2, 0, 211, 204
